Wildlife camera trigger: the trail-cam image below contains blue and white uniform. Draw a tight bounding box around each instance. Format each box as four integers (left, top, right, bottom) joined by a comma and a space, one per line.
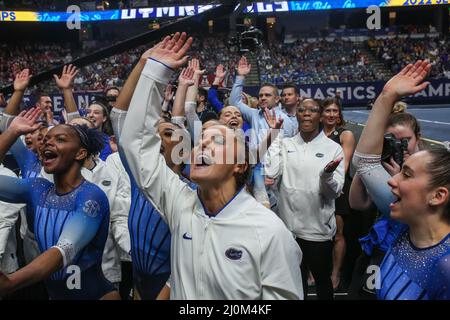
379, 227, 450, 300
120, 58, 303, 300
10, 138, 41, 179
353, 151, 450, 300
41, 154, 131, 287
111, 107, 196, 299
0, 176, 114, 299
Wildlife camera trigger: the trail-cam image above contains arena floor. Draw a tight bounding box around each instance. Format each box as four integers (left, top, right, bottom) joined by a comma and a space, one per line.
344, 105, 450, 145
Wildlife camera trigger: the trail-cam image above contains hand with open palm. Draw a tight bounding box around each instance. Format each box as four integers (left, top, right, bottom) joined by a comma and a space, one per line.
178, 67, 196, 87
14, 69, 31, 92
263, 108, 284, 130
237, 56, 251, 76
9, 108, 43, 136
149, 32, 193, 70
382, 60, 431, 99
53, 64, 79, 90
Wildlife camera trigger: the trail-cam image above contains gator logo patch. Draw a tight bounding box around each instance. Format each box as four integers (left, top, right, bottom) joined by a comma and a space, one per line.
225, 248, 243, 261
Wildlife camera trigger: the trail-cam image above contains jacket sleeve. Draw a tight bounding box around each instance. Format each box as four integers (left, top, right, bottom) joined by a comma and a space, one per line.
229, 76, 255, 124
0, 112, 14, 132
119, 58, 193, 230
260, 222, 304, 300
106, 154, 131, 261
66, 111, 82, 123
0, 168, 26, 269
53, 185, 109, 267
207, 85, 224, 113
264, 132, 284, 179
185, 101, 201, 144
352, 151, 394, 217
110, 108, 128, 141
319, 146, 345, 200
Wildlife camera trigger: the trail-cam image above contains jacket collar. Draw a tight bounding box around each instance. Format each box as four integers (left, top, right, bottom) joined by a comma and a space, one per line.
196, 187, 255, 220
295, 130, 326, 145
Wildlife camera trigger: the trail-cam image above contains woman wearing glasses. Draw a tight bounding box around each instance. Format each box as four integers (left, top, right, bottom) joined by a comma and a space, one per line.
265, 98, 345, 300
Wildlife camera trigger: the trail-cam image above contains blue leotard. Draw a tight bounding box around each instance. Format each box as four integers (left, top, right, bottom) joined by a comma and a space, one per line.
111, 108, 196, 299
378, 228, 450, 300
0, 176, 114, 299
10, 138, 41, 179
354, 151, 450, 300
122, 152, 195, 299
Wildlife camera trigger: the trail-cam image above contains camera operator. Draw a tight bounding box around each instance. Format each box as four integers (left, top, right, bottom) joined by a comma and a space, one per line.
348, 110, 423, 299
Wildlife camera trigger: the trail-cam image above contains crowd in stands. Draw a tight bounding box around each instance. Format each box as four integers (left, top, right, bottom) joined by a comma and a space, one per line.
258, 38, 380, 85
368, 36, 449, 79
1, 31, 449, 96
0, 42, 75, 86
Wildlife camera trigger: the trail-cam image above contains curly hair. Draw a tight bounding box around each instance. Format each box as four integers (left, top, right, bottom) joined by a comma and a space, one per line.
68, 124, 105, 158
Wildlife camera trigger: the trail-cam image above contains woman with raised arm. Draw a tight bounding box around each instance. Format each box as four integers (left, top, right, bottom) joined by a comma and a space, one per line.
348, 110, 424, 299
0, 109, 119, 300
353, 60, 450, 300
120, 32, 303, 300
109, 47, 196, 299
37, 116, 132, 296
0, 68, 47, 179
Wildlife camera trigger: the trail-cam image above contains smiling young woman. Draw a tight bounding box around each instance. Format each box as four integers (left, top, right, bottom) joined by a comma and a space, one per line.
353, 60, 450, 300
120, 32, 303, 300
0, 109, 119, 300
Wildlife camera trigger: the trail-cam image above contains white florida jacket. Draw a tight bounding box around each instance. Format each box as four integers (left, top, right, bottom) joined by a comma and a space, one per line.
264, 131, 345, 242
120, 58, 304, 300
0, 165, 26, 274
41, 153, 131, 283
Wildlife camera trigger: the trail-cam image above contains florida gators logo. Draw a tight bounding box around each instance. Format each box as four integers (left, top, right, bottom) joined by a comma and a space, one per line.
225, 248, 243, 261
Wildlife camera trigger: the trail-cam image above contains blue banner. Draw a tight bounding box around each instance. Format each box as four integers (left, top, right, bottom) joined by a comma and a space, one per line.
23, 92, 101, 114
244, 79, 450, 106
21, 79, 450, 114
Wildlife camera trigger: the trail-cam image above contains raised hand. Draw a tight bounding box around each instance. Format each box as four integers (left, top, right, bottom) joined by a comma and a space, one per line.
53, 64, 79, 90
45, 108, 55, 125
149, 32, 193, 70
237, 56, 251, 76
263, 108, 284, 129
140, 43, 158, 61
14, 69, 31, 92
178, 67, 195, 87
383, 60, 431, 99
164, 84, 174, 102
189, 58, 206, 79
324, 157, 343, 174
10, 108, 43, 136
215, 64, 227, 81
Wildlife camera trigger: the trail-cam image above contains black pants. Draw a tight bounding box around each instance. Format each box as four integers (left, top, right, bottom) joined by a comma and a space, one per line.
347, 248, 386, 300
119, 261, 133, 300
296, 238, 334, 300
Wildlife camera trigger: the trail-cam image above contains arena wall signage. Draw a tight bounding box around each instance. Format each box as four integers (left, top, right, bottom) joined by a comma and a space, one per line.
1, 1, 446, 22
20, 79, 450, 112
245, 79, 450, 106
